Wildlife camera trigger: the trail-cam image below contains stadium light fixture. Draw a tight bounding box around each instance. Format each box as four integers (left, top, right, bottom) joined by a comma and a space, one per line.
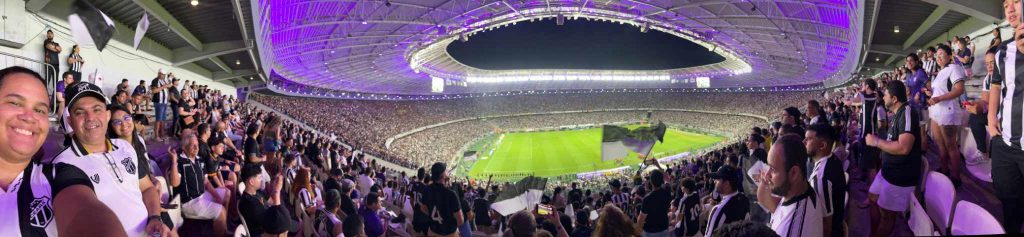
191, 0, 198, 6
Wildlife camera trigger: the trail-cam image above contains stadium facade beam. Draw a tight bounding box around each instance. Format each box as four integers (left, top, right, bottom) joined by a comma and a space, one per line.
131, 0, 204, 51
869, 44, 918, 57
231, 0, 262, 77
209, 58, 234, 74
172, 40, 251, 66
903, 5, 949, 50
920, 0, 1003, 24
860, 0, 881, 66
213, 69, 258, 81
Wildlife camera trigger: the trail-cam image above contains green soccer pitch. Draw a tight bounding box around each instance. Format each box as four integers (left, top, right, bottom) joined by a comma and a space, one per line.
465, 126, 726, 180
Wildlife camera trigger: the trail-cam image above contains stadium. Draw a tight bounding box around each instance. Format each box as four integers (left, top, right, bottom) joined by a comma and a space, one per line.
0, 0, 1016, 236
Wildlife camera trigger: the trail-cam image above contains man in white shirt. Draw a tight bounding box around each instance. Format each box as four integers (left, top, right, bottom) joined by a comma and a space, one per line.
757, 134, 824, 237
52, 82, 169, 236
805, 123, 848, 237
0, 66, 124, 237
357, 167, 375, 197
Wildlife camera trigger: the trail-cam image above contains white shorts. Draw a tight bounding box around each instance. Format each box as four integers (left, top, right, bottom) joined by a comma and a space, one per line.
182, 188, 228, 220
868, 172, 915, 212
929, 111, 963, 126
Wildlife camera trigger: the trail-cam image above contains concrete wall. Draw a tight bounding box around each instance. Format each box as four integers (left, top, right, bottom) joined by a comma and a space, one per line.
0, 0, 236, 97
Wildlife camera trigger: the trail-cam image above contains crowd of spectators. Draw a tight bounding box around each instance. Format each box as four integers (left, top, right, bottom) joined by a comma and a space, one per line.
251, 91, 814, 169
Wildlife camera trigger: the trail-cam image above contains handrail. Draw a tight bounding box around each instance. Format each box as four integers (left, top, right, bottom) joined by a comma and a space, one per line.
0, 50, 49, 64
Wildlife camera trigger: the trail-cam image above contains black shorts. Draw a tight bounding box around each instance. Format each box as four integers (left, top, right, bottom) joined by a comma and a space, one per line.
859, 140, 880, 170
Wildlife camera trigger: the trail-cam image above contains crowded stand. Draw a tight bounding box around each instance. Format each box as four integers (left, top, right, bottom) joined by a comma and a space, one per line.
3, 0, 1024, 237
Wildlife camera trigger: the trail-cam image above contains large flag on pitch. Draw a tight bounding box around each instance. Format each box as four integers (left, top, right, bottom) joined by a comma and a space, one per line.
601, 122, 667, 161
490, 176, 547, 216
69, 0, 116, 51
463, 151, 478, 162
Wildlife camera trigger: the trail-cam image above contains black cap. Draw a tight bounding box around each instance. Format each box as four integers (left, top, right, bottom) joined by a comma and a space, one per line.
330, 168, 344, 177
64, 82, 109, 112
709, 166, 740, 184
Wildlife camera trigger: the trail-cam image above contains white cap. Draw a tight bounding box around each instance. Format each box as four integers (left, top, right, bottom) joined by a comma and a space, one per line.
158, 68, 165, 74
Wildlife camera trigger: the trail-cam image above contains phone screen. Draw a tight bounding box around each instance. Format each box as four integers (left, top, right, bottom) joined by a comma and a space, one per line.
537, 205, 552, 215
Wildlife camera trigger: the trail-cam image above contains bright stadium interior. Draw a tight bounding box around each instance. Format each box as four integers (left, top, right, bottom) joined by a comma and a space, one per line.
0, 0, 1016, 236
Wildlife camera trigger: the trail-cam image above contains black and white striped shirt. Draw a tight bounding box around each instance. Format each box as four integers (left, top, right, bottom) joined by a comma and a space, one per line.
611, 191, 629, 209
924, 59, 937, 77
992, 40, 1024, 150
68, 53, 83, 72
151, 77, 169, 104
768, 187, 823, 237
705, 192, 748, 237
809, 155, 847, 237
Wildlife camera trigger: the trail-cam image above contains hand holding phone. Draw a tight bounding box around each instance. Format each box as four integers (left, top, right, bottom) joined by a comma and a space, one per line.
537, 204, 553, 215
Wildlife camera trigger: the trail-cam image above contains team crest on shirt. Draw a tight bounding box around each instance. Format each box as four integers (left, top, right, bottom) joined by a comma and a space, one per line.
122, 157, 137, 175
90, 174, 100, 183
28, 196, 54, 228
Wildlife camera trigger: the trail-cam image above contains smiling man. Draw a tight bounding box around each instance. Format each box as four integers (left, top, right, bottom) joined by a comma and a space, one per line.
51, 82, 168, 236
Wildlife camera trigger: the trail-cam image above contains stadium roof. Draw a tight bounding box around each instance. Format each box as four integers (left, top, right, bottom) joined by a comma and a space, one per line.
859, 0, 1003, 75
256, 0, 862, 96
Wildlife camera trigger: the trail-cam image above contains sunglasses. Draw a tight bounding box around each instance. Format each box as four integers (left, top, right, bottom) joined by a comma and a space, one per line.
111, 115, 133, 126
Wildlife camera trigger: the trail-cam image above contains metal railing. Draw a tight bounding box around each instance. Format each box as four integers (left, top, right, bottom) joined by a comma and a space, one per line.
0, 50, 58, 117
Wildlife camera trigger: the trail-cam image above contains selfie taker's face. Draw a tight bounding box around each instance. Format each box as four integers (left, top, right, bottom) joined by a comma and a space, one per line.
1005, 0, 1023, 39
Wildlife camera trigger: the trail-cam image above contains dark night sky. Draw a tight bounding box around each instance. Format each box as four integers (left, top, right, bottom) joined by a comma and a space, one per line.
446, 18, 726, 70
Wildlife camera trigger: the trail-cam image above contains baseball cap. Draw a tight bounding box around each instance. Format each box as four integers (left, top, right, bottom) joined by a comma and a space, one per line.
708, 166, 740, 184
64, 82, 109, 111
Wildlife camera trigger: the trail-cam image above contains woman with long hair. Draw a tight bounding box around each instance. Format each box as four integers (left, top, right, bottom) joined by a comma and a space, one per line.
294, 167, 323, 216
925, 44, 967, 187
594, 204, 638, 236
107, 105, 150, 171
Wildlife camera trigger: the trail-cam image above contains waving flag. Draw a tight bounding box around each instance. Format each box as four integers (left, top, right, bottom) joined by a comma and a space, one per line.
490, 176, 547, 216
133, 12, 150, 49
68, 0, 116, 51
601, 122, 667, 161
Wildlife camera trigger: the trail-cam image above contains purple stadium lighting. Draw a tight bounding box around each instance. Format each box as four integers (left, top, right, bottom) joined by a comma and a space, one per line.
256, 0, 860, 97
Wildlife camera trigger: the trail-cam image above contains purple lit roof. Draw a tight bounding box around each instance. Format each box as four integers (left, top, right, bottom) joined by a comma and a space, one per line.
262, 0, 860, 95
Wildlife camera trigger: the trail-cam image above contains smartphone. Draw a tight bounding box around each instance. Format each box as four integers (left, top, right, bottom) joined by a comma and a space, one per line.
537, 204, 553, 215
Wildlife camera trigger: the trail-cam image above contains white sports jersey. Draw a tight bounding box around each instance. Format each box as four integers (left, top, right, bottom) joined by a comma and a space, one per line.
52, 138, 148, 236
0, 163, 54, 237
769, 188, 824, 237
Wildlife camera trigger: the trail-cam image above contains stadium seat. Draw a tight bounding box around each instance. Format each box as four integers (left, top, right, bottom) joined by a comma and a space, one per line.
951, 201, 1004, 235
907, 194, 935, 236
923, 171, 956, 235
